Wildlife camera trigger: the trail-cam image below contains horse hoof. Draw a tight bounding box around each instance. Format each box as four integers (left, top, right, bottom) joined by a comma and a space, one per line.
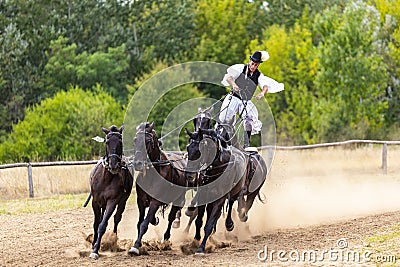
225, 222, 234, 232
128, 246, 140, 256
150, 217, 159, 226
172, 218, 180, 228
195, 249, 205, 256
89, 252, 99, 260
185, 209, 194, 217
162, 239, 171, 245
240, 214, 248, 222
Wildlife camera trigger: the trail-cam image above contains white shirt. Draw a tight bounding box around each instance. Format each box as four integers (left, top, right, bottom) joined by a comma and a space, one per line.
221, 64, 284, 93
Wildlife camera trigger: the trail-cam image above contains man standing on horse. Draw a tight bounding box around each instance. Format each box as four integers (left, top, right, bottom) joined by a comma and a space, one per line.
219, 51, 284, 149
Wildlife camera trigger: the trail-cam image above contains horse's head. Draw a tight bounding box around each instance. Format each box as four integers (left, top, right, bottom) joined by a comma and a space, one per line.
193, 107, 213, 131
133, 122, 160, 171
215, 123, 234, 148
102, 125, 124, 174
185, 128, 219, 183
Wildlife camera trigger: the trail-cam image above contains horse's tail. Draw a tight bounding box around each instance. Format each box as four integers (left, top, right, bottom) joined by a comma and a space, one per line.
83, 192, 92, 207
257, 191, 266, 204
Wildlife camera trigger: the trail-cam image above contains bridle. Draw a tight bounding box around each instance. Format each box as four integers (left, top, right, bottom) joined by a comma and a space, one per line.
134, 129, 161, 169
186, 133, 231, 185
194, 112, 212, 132
103, 131, 123, 171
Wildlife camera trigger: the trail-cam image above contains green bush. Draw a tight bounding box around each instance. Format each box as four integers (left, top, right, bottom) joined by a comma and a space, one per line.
0, 86, 123, 163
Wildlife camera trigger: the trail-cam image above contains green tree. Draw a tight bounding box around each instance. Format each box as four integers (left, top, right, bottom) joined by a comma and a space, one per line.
264, 0, 348, 27
312, 1, 389, 142
248, 9, 319, 144
0, 0, 137, 135
130, 0, 197, 63
193, 0, 267, 98
0, 86, 124, 163
126, 62, 204, 150
0, 22, 30, 133
43, 37, 131, 103
374, 0, 400, 137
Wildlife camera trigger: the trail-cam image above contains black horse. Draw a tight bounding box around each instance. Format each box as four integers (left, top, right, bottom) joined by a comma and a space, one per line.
183, 107, 214, 230
214, 123, 268, 230
185, 127, 248, 254
193, 107, 213, 131
186, 108, 266, 234
129, 122, 191, 255
89, 125, 133, 260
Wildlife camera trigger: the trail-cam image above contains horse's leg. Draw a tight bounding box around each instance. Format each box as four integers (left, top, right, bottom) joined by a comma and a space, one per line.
185, 206, 197, 217
136, 197, 146, 235
90, 199, 118, 260
206, 203, 218, 234
163, 205, 180, 241
172, 208, 181, 229
194, 205, 206, 241
237, 188, 248, 222
129, 200, 160, 255
196, 198, 225, 255
184, 208, 198, 233
91, 201, 102, 249
113, 195, 128, 234
225, 198, 235, 231
172, 193, 187, 229
241, 191, 258, 222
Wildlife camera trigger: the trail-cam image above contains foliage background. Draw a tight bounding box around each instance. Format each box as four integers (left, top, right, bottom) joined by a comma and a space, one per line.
0, 0, 399, 163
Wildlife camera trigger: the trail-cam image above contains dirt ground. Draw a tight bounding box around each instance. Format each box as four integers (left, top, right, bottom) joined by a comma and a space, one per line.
2, 148, 400, 267
2, 178, 400, 267
1, 206, 400, 267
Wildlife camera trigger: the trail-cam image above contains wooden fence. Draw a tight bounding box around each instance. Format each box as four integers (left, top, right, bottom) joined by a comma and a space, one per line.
261, 140, 400, 175
1, 140, 400, 198
0, 160, 98, 198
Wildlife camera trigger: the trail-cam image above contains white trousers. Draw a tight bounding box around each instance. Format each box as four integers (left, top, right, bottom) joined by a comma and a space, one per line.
218, 95, 262, 135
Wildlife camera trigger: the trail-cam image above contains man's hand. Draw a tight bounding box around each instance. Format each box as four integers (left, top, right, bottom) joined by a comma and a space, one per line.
227, 76, 239, 92
255, 92, 265, 100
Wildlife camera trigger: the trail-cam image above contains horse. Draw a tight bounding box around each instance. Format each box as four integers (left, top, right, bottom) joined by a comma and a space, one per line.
183, 107, 214, 231
129, 122, 191, 255
185, 127, 248, 254
215, 122, 268, 230
88, 125, 134, 260
186, 108, 266, 234
193, 107, 213, 131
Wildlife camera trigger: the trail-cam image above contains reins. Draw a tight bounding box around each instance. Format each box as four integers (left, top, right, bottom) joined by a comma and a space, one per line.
136, 129, 188, 173
159, 93, 227, 141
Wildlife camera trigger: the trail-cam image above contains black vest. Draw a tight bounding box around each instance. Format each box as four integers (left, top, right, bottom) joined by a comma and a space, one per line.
234, 65, 260, 100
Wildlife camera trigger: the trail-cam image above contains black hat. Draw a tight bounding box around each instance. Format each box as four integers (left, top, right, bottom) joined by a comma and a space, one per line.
250, 51, 262, 63
249, 51, 269, 63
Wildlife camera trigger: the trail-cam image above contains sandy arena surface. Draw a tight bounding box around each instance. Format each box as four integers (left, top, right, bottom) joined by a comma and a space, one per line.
2, 171, 400, 267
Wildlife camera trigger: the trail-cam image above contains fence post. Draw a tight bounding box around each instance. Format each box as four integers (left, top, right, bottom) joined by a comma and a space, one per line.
382, 143, 387, 175
27, 163, 34, 197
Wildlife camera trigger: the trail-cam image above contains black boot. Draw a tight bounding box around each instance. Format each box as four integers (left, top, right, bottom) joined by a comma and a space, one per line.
243, 131, 251, 148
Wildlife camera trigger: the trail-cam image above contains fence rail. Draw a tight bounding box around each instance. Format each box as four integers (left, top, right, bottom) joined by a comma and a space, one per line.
0, 160, 98, 198
269, 140, 400, 176
1, 140, 400, 198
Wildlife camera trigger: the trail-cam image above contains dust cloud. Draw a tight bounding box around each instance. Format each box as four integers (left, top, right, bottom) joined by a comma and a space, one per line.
91, 148, 400, 251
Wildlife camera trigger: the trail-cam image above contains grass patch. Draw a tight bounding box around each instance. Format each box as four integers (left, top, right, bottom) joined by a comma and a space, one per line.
0, 192, 137, 215
0, 193, 89, 215
366, 227, 400, 244
363, 225, 400, 266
